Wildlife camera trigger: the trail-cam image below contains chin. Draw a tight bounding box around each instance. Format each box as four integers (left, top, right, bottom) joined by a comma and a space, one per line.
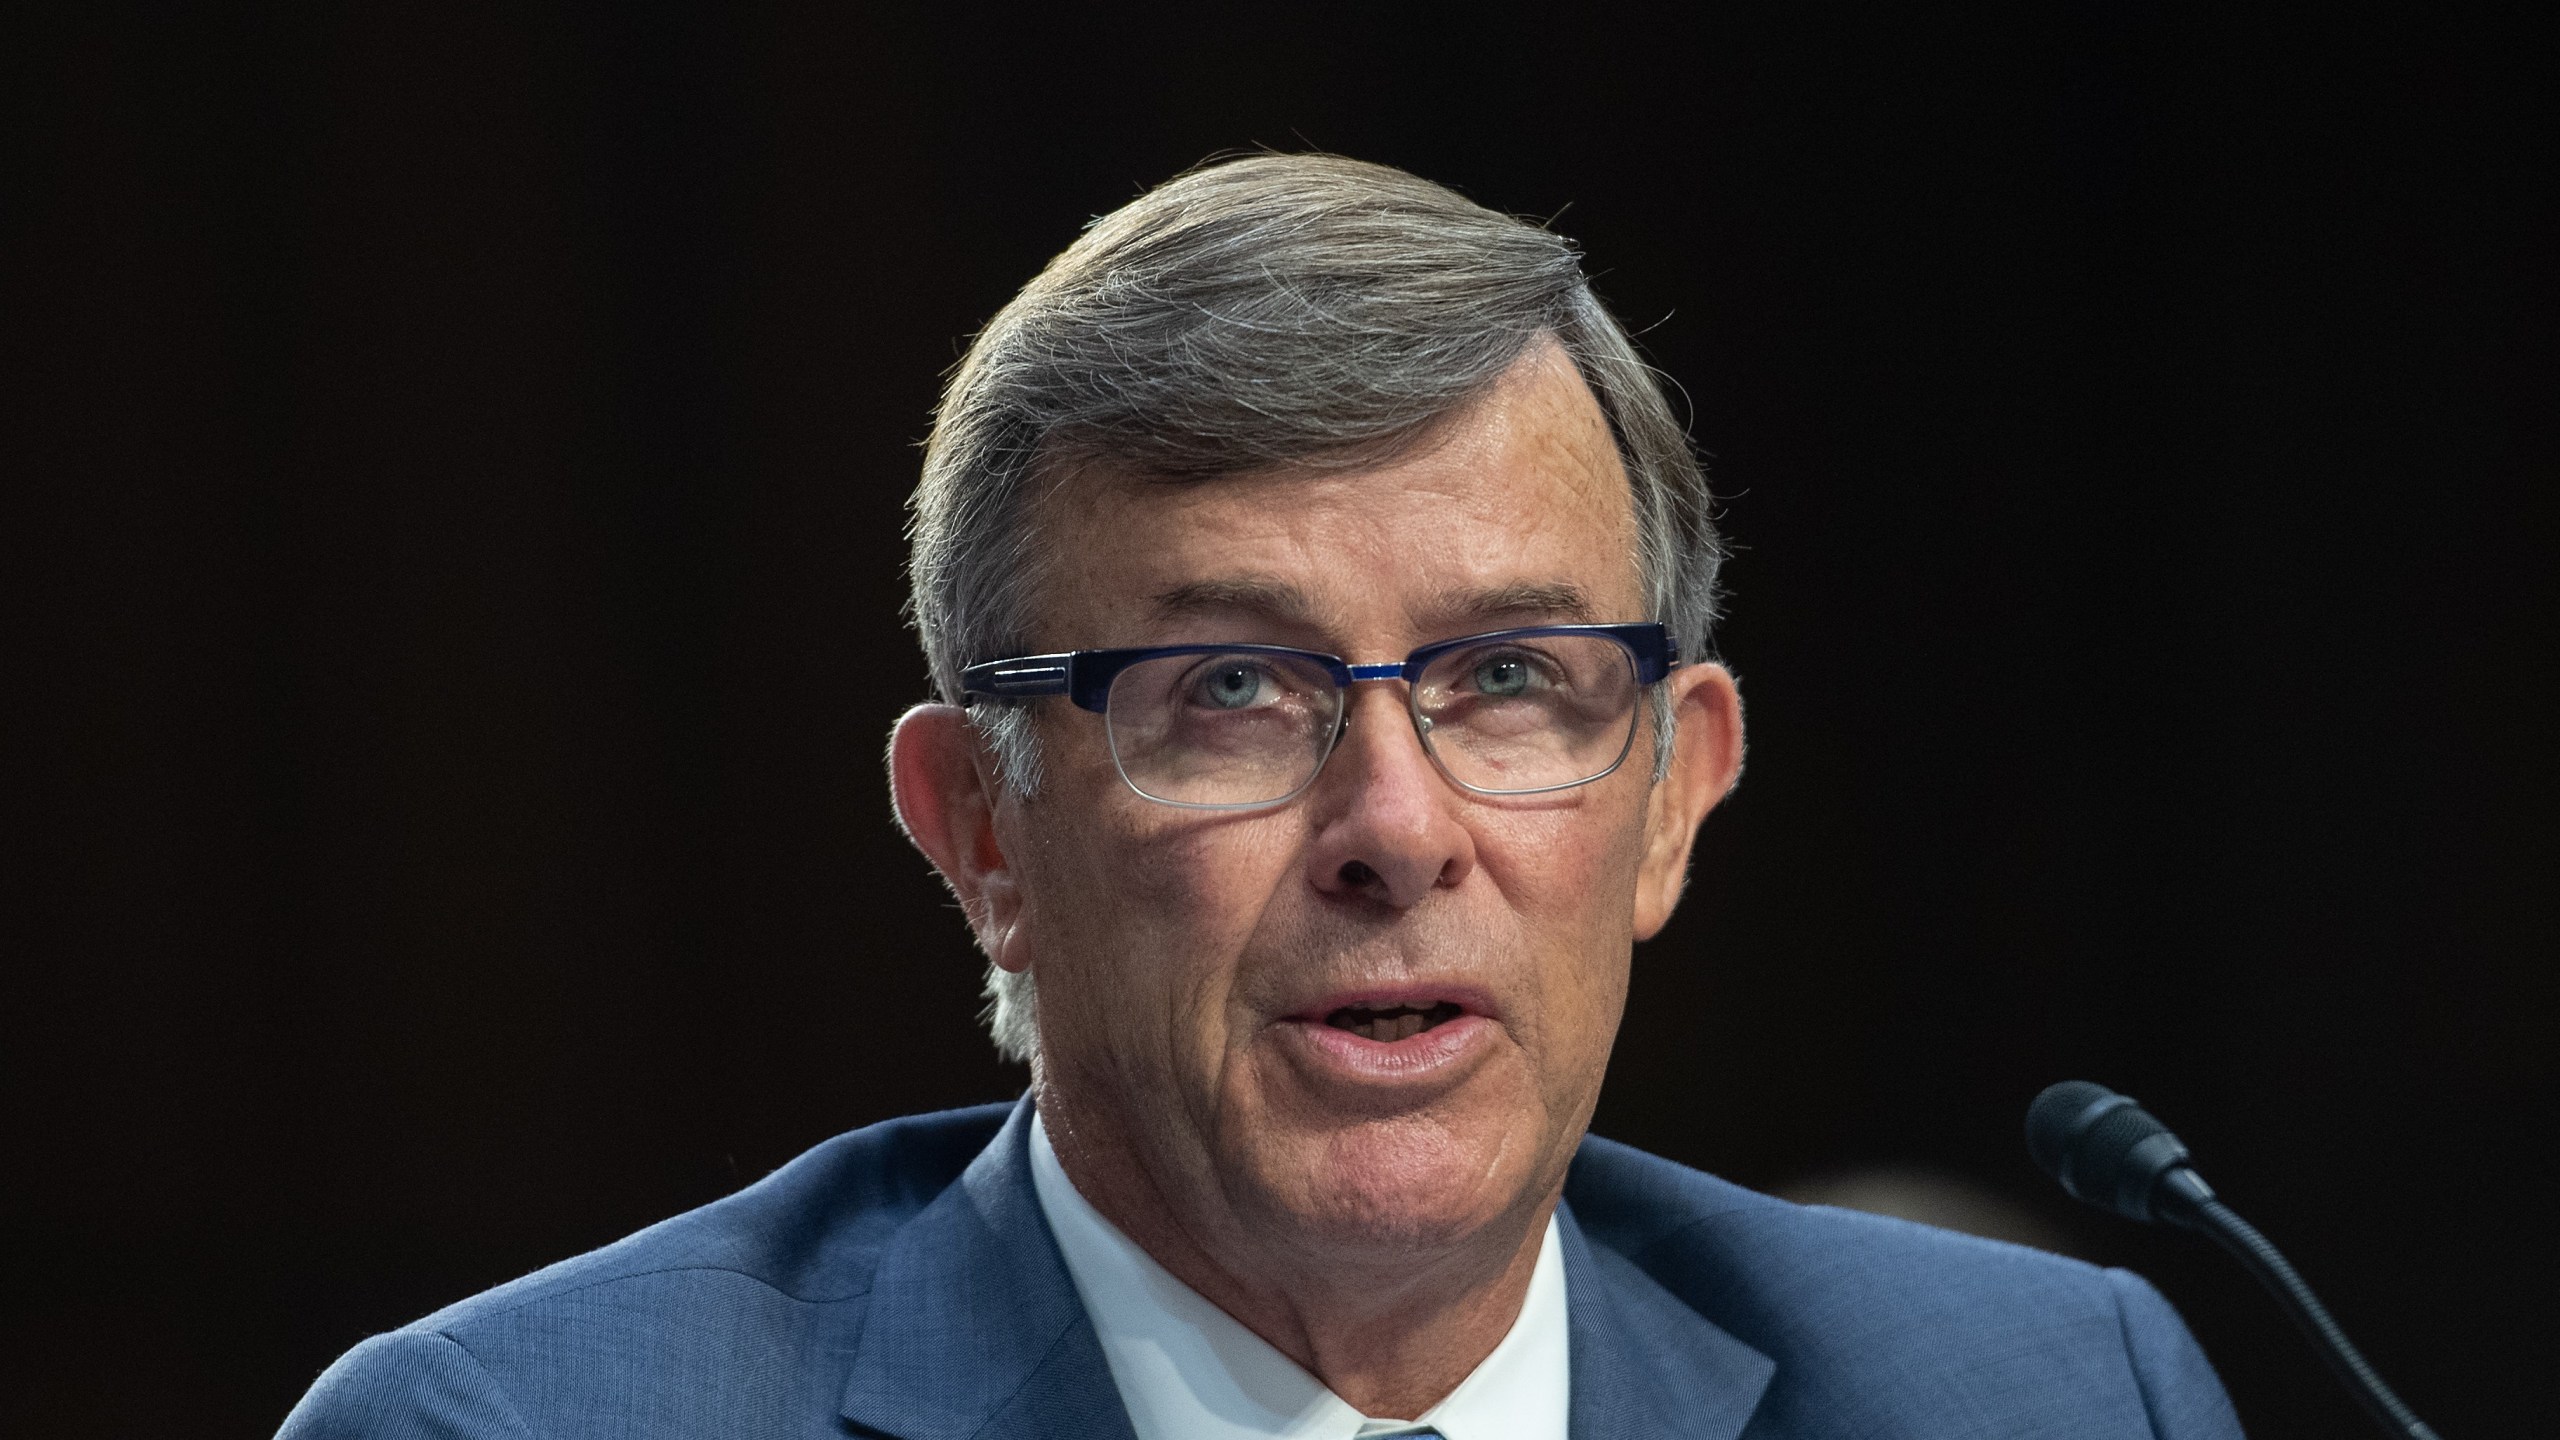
1249, 1108, 1546, 1255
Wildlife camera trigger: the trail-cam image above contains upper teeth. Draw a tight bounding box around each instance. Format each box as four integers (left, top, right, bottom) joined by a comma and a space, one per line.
1326, 1002, 1462, 1041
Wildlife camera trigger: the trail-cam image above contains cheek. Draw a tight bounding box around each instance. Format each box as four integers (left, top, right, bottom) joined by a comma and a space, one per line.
1474, 801, 1646, 1049
1017, 805, 1307, 1060
1477, 797, 1649, 942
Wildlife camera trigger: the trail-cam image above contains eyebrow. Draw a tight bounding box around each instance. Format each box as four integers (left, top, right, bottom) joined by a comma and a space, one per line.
1147, 576, 1320, 623
1424, 580, 1598, 627
1147, 577, 1599, 630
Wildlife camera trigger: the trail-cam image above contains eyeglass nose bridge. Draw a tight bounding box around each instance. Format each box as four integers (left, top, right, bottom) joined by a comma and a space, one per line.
1317, 658, 1464, 770
1288, 662, 1448, 809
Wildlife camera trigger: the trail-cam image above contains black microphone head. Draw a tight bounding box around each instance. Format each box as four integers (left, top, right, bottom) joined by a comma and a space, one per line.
2026, 1080, 2200, 1224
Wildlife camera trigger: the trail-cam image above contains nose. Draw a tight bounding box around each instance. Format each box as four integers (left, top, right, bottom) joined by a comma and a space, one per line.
1302, 681, 1478, 908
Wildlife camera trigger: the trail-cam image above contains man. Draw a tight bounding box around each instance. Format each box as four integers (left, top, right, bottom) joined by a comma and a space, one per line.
282, 155, 2243, 1438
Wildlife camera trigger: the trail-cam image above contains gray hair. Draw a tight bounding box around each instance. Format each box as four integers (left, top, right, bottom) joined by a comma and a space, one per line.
904, 155, 1726, 1065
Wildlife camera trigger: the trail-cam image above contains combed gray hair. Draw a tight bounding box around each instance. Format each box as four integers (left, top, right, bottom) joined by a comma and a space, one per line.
904, 155, 1725, 1065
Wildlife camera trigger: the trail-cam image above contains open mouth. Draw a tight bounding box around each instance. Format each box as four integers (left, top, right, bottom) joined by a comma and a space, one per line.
1324, 1000, 1466, 1043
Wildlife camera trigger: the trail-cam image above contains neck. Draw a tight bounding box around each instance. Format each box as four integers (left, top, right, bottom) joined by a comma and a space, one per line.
1036, 1089, 1556, 1419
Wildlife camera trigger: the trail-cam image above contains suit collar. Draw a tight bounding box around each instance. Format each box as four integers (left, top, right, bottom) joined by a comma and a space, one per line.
840, 1097, 1774, 1440
1558, 1201, 1776, 1440
839, 1095, 1137, 1440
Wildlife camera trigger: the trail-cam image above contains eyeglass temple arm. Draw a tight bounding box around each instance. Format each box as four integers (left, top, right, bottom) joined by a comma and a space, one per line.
958, 654, 1075, 704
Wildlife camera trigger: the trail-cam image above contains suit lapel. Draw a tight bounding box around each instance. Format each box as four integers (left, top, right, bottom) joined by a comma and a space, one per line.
1561, 1203, 1776, 1439
838, 1101, 1770, 1440
839, 1097, 1138, 1440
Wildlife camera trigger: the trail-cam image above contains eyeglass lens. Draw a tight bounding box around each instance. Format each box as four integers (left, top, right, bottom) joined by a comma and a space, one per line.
1102, 635, 1642, 808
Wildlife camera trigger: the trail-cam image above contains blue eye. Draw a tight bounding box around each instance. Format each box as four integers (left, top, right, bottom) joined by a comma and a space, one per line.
1472, 655, 1535, 697
1196, 663, 1268, 709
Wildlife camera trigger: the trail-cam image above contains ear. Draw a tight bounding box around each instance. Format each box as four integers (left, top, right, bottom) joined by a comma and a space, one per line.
888, 704, 1029, 972
1632, 664, 1744, 941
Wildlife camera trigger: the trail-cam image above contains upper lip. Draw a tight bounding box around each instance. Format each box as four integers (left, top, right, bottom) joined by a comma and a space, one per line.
1284, 981, 1501, 1026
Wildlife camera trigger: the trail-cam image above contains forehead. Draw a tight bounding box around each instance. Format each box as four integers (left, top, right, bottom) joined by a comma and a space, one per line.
1029, 344, 1643, 646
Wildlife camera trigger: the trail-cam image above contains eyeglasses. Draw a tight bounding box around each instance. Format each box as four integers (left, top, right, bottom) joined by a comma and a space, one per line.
960, 623, 1678, 810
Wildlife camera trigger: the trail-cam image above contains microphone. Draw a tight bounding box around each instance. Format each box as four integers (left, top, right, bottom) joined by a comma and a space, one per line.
2025, 1081, 2441, 1440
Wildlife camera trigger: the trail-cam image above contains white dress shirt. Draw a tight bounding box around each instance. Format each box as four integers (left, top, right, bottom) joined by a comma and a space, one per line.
1028, 1111, 1570, 1440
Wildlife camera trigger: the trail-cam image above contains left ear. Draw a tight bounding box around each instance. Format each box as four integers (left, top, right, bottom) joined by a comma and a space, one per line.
888, 703, 1029, 970
1633, 662, 1744, 940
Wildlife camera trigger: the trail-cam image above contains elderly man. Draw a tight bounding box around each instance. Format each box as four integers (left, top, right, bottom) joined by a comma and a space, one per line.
282, 156, 2243, 1439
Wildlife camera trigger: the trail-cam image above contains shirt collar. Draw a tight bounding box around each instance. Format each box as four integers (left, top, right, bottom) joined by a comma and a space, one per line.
1028, 1109, 1570, 1440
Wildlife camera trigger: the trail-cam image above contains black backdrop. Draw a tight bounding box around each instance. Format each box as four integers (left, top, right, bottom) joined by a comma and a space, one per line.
12, 5, 2552, 1435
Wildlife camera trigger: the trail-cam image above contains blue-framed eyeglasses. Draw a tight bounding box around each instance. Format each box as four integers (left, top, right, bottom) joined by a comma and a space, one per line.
960, 623, 1678, 809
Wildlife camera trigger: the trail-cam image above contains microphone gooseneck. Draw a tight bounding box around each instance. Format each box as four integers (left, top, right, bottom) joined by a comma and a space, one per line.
2025, 1081, 2442, 1440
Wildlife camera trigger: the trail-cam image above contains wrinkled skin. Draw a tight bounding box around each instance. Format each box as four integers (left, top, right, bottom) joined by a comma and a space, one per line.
892, 340, 1744, 1416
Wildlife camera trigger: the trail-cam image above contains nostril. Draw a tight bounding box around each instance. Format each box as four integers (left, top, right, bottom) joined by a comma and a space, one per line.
1338, 860, 1380, 888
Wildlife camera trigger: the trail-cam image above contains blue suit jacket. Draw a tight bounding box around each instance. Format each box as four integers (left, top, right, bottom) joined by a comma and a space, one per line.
281, 1099, 2243, 1438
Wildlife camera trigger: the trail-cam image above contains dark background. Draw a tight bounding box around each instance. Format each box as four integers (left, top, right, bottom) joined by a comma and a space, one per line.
11, 4, 2552, 1435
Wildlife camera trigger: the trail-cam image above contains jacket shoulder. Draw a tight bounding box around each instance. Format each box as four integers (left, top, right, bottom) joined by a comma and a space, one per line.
414, 1101, 1013, 1326
282, 1103, 1015, 1439
1568, 1131, 2118, 1315
1566, 1135, 2242, 1437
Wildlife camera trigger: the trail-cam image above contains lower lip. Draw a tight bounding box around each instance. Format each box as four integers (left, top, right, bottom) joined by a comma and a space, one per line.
1272, 1012, 1497, 1087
